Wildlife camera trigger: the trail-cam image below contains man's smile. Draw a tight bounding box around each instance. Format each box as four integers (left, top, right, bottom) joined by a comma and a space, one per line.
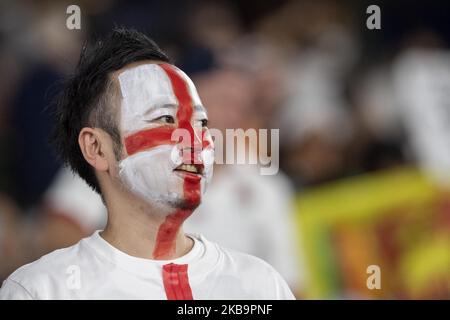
174, 163, 204, 174
173, 163, 204, 183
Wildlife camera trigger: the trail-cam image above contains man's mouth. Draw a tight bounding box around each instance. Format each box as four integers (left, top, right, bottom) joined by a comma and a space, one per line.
174, 163, 204, 176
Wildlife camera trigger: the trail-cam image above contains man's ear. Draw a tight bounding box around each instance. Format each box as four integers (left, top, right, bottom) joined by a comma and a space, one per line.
78, 128, 110, 172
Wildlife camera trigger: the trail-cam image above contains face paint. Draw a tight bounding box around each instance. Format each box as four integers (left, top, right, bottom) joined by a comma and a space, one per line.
117, 63, 214, 210
118, 63, 214, 260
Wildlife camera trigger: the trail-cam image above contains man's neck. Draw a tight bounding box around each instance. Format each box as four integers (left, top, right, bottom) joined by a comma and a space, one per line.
100, 193, 195, 261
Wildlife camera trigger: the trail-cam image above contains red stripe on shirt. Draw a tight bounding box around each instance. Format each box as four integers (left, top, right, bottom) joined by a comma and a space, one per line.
162, 263, 193, 300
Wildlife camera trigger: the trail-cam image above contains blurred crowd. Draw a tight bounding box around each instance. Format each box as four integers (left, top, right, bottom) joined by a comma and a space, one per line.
0, 0, 449, 299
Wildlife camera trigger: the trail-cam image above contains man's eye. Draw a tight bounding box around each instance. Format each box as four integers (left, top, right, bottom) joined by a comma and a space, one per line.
201, 119, 208, 127
155, 115, 175, 124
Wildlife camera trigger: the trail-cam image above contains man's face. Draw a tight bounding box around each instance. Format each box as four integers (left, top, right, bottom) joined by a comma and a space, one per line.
116, 62, 214, 210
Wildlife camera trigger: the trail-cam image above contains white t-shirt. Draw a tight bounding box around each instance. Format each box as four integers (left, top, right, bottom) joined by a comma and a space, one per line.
185, 165, 304, 289
0, 231, 294, 300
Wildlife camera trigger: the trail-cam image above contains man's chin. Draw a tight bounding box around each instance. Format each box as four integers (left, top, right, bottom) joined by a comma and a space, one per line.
147, 191, 201, 212
165, 196, 201, 211
122, 183, 202, 213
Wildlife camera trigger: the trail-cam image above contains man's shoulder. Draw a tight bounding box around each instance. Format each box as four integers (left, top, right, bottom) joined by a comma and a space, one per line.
4, 235, 91, 293
201, 237, 295, 299
222, 246, 282, 278
202, 235, 283, 279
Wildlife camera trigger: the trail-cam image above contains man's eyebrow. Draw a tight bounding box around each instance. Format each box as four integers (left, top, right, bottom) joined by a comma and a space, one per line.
143, 103, 176, 115
161, 103, 177, 109
144, 103, 206, 115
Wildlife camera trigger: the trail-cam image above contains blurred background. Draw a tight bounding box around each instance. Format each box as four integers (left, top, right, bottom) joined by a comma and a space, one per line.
0, 0, 449, 299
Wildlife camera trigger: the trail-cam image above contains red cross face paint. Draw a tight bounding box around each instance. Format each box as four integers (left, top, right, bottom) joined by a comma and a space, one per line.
117, 63, 214, 210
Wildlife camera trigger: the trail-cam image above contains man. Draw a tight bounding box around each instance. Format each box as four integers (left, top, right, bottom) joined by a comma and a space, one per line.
0, 28, 294, 299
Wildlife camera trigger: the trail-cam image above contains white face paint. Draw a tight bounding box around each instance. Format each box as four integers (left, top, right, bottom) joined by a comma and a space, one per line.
116, 63, 214, 209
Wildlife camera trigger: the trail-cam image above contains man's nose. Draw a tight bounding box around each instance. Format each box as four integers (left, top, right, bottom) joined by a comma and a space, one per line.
178, 121, 202, 147
178, 122, 203, 163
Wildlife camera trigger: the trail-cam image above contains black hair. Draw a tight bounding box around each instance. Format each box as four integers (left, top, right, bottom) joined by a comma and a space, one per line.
52, 27, 170, 195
